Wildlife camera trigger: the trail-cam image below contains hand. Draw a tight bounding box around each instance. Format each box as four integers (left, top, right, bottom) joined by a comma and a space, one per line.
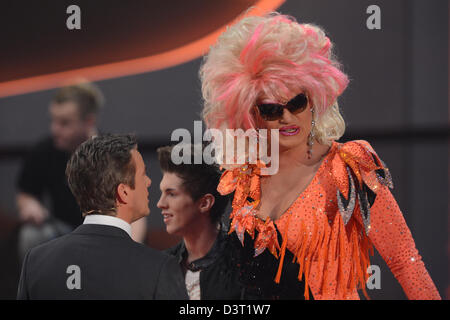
17, 193, 49, 225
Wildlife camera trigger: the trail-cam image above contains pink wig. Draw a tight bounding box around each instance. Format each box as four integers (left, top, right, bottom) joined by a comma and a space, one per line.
200, 13, 349, 136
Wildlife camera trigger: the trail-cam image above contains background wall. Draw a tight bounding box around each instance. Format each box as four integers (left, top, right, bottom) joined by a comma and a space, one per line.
0, 0, 448, 299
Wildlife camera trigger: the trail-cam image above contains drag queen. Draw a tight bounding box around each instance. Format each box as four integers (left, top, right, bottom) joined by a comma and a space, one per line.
199, 13, 441, 299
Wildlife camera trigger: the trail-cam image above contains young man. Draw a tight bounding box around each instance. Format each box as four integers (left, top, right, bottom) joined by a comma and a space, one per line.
157, 143, 241, 300
16, 82, 147, 241
17, 134, 187, 300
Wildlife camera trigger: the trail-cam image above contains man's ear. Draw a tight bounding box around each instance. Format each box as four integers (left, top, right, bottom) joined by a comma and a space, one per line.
116, 183, 130, 206
198, 194, 215, 214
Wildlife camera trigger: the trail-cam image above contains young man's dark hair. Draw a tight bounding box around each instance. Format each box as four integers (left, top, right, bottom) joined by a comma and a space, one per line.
66, 134, 137, 216
157, 143, 229, 225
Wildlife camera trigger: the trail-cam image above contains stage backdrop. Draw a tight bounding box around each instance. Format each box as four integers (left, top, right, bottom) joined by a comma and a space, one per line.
0, 0, 447, 299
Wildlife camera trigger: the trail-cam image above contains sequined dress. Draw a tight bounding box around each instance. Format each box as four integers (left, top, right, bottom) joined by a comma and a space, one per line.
217, 140, 441, 300
230, 225, 313, 299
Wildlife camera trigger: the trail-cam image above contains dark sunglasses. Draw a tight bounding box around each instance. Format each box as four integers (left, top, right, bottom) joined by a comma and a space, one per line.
256, 93, 308, 121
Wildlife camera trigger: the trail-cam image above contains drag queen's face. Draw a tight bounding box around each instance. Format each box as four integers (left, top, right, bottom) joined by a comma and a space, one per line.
157, 172, 202, 236
256, 92, 314, 153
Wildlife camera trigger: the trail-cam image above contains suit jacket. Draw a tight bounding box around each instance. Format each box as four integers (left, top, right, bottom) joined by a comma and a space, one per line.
17, 224, 188, 300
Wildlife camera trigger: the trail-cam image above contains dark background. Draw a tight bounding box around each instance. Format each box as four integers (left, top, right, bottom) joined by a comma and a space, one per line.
0, 0, 448, 299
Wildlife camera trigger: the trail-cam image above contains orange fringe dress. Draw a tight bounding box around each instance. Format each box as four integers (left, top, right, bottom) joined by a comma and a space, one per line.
217, 140, 441, 300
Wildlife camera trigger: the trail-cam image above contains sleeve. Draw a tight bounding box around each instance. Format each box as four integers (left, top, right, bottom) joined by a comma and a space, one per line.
364, 186, 441, 300
17, 141, 48, 198
17, 250, 31, 300
154, 255, 188, 300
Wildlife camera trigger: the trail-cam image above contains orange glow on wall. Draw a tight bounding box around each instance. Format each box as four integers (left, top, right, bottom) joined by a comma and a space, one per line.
0, 0, 285, 98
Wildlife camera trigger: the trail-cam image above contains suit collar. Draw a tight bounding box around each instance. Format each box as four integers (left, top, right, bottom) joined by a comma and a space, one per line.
72, 224, 132, 240
83, 214, 132, 237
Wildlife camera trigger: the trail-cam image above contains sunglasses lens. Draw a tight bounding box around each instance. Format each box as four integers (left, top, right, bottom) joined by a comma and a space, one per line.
287, 93, 308, 114
257, 104, 283, 120
257, 93, 308, 121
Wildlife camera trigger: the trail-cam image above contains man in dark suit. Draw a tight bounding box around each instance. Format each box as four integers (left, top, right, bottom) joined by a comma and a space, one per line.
17, 134, 188, 299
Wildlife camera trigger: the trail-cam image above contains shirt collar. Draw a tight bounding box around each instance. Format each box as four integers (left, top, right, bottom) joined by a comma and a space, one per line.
83, 214, 132, 238
179, 228, 227, 272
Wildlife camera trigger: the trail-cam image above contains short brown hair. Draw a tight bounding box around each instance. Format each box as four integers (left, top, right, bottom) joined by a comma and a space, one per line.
66, 134, 137, 216
157, 143, 230, 225
52, 81, 105, 119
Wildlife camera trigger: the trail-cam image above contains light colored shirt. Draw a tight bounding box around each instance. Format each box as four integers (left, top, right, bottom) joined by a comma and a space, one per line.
83, 214, 132, 238
185, 269, 201, 300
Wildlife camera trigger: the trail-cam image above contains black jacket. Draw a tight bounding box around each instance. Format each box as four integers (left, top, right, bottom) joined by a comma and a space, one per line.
17, 136, 82, 228
166, 230, 242, 300
17, 224, 188, 300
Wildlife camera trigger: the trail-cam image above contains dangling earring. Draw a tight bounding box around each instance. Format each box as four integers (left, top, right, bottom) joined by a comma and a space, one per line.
307, 107, 315, 159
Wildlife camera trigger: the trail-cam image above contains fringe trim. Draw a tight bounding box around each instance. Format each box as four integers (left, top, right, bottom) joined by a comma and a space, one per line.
274, 208, 374, 300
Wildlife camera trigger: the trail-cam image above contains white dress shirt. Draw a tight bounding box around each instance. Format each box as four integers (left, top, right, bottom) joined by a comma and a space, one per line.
83, 214, 132, 238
